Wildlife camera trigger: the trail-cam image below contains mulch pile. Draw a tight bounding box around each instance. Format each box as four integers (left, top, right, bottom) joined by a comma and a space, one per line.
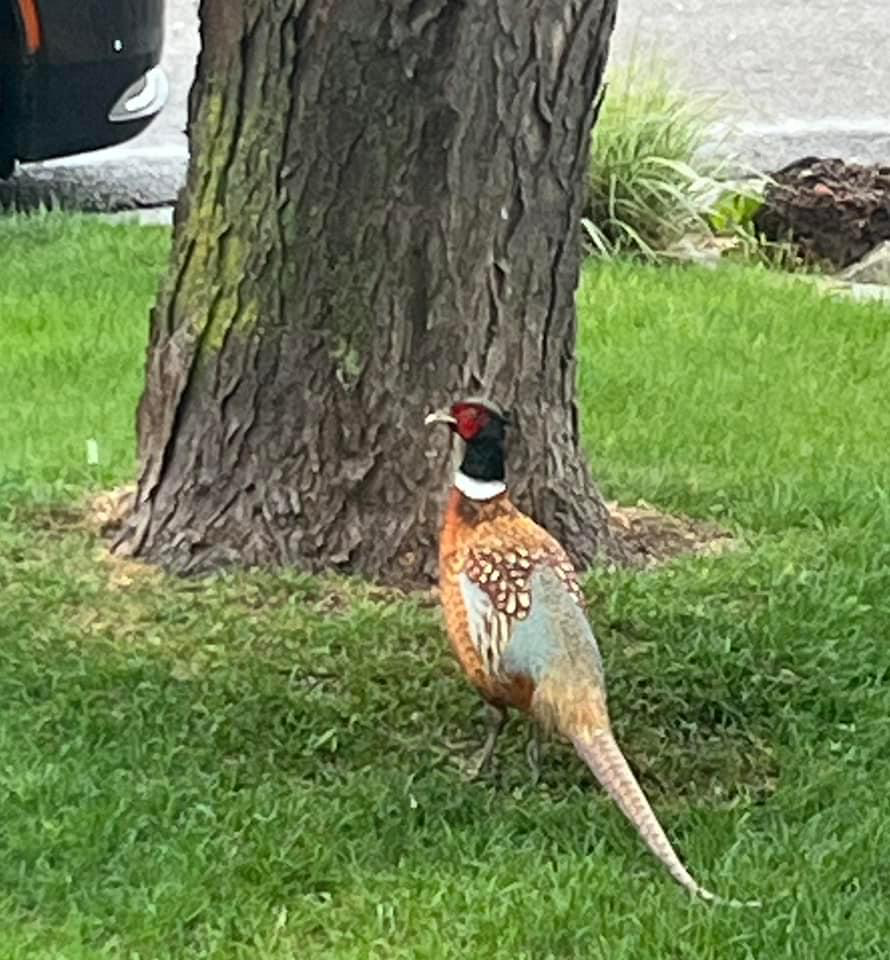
606, 500, 735, 568
753, 157, 890, 269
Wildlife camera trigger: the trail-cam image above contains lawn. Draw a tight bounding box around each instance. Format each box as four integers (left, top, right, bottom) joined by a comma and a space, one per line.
3, 213, 890, 958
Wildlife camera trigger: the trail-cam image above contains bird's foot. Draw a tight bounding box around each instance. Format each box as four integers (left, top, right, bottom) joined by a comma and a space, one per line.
456, 746, 496, 782
441, 738, 498, 781
446, 704, 508, 782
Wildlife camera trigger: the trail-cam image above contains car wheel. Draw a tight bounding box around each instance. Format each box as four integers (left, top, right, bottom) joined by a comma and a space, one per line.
0, 4, 18, 178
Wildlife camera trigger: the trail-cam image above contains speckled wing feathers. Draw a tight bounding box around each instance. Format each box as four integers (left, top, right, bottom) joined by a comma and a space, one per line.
458, 572, 511, 677
463, 543, 585, 619
457, 534, 589, 698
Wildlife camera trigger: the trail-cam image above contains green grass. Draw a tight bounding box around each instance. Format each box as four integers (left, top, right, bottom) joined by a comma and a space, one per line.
3, 213, 890, 957
578, 262, 890, 534
0, 213, 170, 500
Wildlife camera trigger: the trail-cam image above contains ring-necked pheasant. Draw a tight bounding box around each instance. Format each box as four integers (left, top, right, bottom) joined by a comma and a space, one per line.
425, 397, 758, 907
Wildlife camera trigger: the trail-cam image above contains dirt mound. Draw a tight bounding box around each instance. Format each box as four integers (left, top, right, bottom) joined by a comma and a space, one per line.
606, 500, 735, 568
86, 485, 135, 536
753, 157, 890, 270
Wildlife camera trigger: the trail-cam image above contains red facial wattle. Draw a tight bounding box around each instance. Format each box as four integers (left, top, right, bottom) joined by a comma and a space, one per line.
452, 404, 489, 441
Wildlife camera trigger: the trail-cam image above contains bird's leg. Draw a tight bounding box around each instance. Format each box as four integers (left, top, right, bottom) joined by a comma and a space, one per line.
525, 724, 543, 786
462, 703, 508, 780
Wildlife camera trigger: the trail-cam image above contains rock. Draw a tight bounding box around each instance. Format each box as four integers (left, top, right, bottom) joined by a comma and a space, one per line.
664, 234, 722, 268
846, 282, 890, 305
664, 232, 742, 268
839, 240, 890, 285
753, 157, 890, 270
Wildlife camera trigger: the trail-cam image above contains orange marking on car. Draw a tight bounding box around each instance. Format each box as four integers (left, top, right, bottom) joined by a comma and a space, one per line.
18, 0, 43, 54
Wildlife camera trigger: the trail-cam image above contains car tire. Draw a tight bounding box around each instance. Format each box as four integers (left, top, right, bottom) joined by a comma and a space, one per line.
0, 85, 13, 179
0, 3, 18, 178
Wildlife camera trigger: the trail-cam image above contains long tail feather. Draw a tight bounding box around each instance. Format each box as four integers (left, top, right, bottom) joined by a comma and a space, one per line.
569, 727, 760, 908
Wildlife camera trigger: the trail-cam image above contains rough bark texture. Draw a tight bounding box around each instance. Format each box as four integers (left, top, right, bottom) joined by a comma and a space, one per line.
115, 0, 622, 585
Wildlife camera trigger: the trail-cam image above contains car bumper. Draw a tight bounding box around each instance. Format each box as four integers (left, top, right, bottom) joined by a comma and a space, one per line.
16, 58, 169, 163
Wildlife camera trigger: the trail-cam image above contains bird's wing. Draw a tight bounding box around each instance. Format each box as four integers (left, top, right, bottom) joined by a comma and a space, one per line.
458, 541, 596, 685
504, 566, 605, 686
458, 570, 514, 678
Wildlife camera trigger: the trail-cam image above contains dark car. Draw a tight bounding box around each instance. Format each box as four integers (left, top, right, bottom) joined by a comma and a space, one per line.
0, 0, 167, 177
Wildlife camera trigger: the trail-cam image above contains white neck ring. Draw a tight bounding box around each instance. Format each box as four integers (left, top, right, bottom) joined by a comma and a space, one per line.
454, 470, 506, 501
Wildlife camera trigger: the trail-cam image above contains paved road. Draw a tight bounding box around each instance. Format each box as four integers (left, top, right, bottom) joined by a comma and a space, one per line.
3, 0, 888, 210
611, 0, 890, 170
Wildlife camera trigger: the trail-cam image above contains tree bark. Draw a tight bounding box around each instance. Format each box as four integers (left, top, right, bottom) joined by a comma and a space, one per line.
115, 0, 623, 586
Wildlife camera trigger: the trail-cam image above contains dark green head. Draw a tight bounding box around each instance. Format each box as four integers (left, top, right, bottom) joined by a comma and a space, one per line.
424, 397, 510, 484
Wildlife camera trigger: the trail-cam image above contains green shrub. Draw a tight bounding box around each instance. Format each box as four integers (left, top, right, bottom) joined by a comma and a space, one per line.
584, 58, 721, 261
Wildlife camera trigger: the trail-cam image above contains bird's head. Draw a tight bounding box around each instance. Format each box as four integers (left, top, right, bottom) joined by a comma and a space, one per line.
424, 397, 509, 444
424, 398, 510, 496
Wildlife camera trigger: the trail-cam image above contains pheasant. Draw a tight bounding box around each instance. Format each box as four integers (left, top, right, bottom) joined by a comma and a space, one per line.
425, 397, 757, 906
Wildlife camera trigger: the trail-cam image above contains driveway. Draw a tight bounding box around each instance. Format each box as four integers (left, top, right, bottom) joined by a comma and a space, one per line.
2, 0, 887, 211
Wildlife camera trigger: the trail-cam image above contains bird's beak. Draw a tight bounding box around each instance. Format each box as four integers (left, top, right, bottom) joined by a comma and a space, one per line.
424, 408, 457, 428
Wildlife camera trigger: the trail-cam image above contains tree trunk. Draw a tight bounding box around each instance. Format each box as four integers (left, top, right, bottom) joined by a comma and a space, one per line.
115, 0, 623, 586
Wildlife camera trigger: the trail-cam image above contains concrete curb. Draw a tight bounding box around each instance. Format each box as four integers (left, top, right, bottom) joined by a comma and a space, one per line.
0, 149, 187, 213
